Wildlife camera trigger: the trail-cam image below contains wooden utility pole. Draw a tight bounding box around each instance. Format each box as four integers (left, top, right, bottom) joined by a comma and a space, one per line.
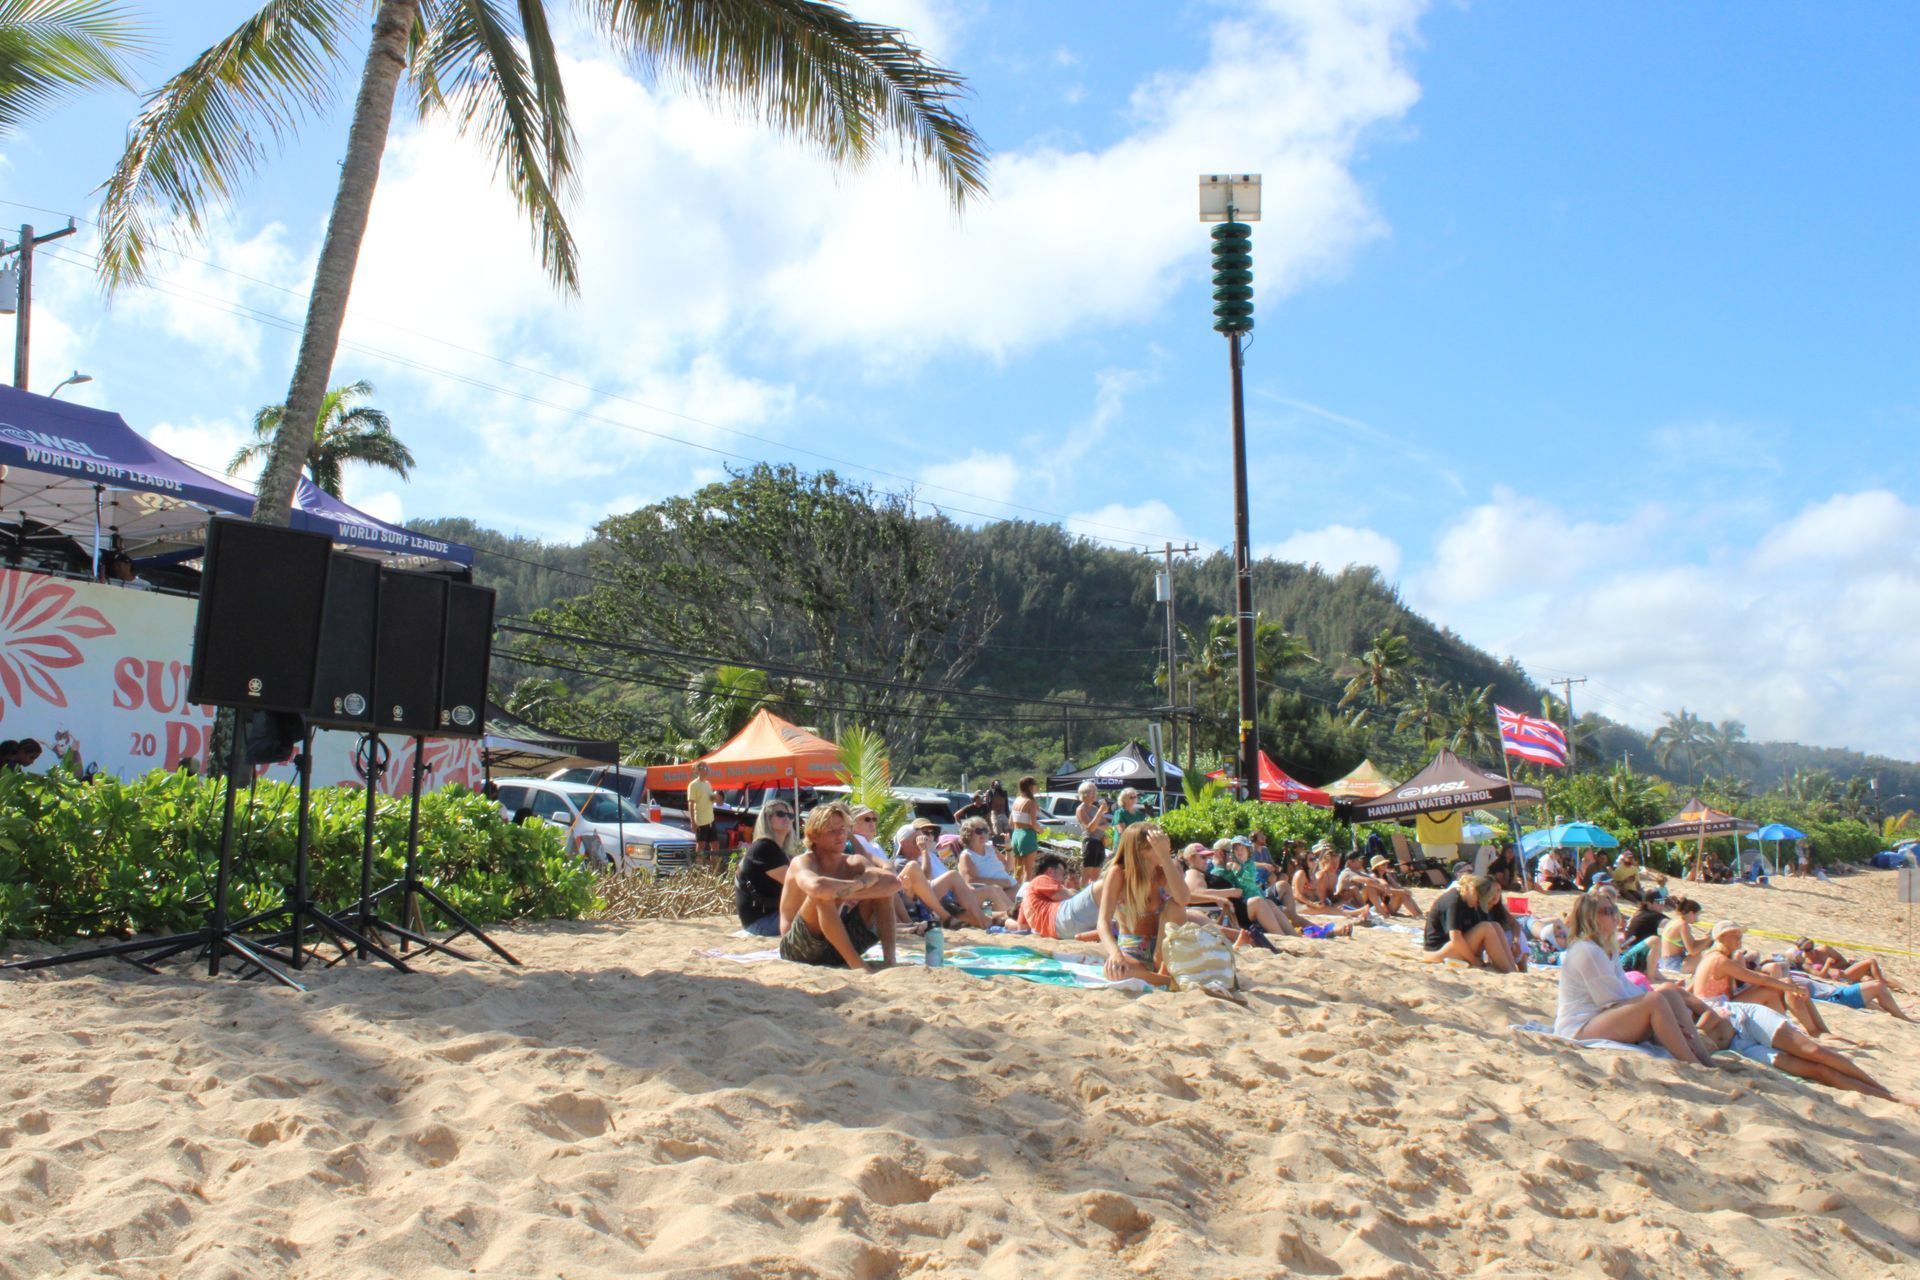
3, 221, 78, 390
1550, 675, 1586, 770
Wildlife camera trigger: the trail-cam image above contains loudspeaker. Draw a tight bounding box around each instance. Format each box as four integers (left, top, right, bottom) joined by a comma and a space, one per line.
436, 582, 495, 738
308, 552, 380, 730
187, 519, 333, 714
373, 569, 447, 734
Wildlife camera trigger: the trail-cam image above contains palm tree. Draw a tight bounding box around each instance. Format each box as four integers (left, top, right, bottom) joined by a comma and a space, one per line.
0, 0, 145, 138
98, 0, 988, 527
1703, 718, 1754, 776
1338, 629, 1413, 726
833, 723, 906, 835
1441, 682, 1497, 760
685, 663, 772, 749
1650, 708, 1711, 784
229, 379, 414, 497
1395, 677, 1452, 751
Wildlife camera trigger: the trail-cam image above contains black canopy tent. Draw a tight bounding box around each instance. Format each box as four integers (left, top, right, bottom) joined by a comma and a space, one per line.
1047, 741, 1185, 793
1333, 748, 1543, 823
1638, 797, 1758, 881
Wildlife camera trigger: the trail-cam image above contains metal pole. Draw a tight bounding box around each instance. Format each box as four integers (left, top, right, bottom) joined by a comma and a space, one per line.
1229, 329, 1259, 803
1164, 542, 1177, 780
12, 224, 32, 390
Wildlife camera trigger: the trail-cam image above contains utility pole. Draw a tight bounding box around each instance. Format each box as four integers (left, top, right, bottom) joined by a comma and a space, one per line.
1551, 675, 1587, 772
1155, 540, 1198, 790
2, 221, 79, 390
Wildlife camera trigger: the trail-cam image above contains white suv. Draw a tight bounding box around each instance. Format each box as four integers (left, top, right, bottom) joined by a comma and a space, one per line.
493, 777, 696, 874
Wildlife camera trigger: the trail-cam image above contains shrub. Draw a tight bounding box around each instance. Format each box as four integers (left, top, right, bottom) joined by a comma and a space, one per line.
0, 766, 596, 943
1158, 799, 1338, 849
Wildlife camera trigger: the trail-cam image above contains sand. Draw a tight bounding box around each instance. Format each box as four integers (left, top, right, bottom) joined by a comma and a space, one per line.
4, 869, 1918, 1279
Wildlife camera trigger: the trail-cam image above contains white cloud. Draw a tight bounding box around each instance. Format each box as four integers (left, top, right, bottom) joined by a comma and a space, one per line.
351, 489, 405, 525
1065, 499, 1192, 549
918, 450, 1022, 523
1409, 488, 1920, 760
1261, 524, 1401, 579
148, 416, 254, 483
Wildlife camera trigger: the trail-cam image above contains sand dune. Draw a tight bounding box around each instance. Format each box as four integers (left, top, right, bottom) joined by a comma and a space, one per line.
4, 870, 1917, 1278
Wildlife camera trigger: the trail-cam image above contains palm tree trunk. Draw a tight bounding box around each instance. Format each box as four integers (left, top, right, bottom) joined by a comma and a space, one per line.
252, 0, 418, 526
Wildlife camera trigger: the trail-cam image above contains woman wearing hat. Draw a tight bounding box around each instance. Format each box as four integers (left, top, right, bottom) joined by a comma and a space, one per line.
1690, 920, 1834, 1037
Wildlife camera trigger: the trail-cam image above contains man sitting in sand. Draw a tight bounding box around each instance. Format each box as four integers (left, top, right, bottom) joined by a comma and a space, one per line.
1019, 852, 1105, 940
1535, 848, 1573, 893
891, 820, 991, 929
1609, 851, 1646, 903
1696, 1003, 1911, 1103
777, 802, 901, 970
1185, 842, 1292, 942
1336, 850, 1419, 918
1421, 875, 1518, 972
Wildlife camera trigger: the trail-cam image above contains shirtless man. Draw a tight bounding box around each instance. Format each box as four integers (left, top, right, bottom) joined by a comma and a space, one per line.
1796, 937, 1909, 996
777, 801, 900, 970
1337, 851, 1419, 918
1292, 843, 1367, 920
1697, 1003, 1912, 1104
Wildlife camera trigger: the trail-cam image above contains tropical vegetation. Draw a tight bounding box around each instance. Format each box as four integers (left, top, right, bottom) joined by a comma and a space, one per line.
0, 0, 144, 138
229, 379, 415, 497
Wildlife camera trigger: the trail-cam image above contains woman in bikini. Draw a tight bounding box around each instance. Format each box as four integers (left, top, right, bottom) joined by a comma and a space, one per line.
1690, 921, 1835, 1037
1008, 775, 1043, 881
1097, 822, 1189, 984
1653, 898, 1709, 978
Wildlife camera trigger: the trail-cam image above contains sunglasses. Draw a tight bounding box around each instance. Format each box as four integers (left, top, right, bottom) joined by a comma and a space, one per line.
767, 810, 792, 819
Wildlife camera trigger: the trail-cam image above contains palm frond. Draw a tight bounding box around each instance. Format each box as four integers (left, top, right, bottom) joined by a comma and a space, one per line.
833, 722, 906, 834
0, 0, 149, 137
584, 0, 988, 208
412, 0, 579, 288
94, 0, 361, 288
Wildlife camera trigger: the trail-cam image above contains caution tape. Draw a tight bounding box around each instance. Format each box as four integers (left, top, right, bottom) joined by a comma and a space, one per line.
1745, 926, 1920, 960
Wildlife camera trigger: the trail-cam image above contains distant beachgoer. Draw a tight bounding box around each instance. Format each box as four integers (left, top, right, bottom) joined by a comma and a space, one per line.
987, 780, 1012, 837
1096, 823, 1188, 984
891, 820, 989, 928
1556, 894, 1715, 1062
1294, 843, 1367, 919
777, 802, 900, 970
1421, 875, 1518, 971
1610, 851, 1645, 902
1696, 1003, 1909, 1102
1337, 850, 1418, 917
687, 762, 719, 867
1796, 938, 1908, 995
1691, 921, 1835, 1037
1794, 842, 1810, 877
1076, 781, 1111, 870
735, 800, 800, 936
1185, 842, 1293, 940
1009, 775, 1042, 880
1535, 849, 1573, 892
1111, 787, 1146, 834
1486, 843, 1520, 891
1020, 852, 1105, 939
953, 791, 992, 824
1575, 848, 1608, 890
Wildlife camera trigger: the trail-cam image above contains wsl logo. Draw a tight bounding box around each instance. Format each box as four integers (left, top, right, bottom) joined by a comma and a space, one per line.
0, 421, 109, 459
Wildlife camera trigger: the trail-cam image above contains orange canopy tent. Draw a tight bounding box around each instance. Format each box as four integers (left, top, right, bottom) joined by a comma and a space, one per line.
1321, 758, 1397, 800
1210, 752, 1333, 806
647, 710, 842, 788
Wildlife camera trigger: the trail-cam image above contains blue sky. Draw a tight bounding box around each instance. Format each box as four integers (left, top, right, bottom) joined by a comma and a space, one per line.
3, 1, 1917, 757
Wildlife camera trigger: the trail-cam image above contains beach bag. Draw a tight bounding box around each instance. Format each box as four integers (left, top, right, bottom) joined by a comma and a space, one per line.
1161, 921, 1240, 996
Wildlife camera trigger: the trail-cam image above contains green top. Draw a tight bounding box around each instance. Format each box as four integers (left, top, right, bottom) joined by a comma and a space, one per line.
1113, 807, 1146, 828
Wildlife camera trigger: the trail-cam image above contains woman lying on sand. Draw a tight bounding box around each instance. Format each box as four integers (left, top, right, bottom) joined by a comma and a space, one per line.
1097, 824, 1188, 985
1694, 1003, 1912, 1103
1795, 937, 1909, 994
1555, 895, 1717, 1063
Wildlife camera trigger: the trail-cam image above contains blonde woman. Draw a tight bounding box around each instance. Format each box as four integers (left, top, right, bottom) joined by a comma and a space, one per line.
1556, 894, 1715, 1062
734, 799, 801, 936
1075, 780, 1111, 870
1096, 823, 1189, 985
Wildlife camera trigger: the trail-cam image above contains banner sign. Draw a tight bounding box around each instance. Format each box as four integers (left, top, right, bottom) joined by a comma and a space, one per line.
0, 567, 480, 794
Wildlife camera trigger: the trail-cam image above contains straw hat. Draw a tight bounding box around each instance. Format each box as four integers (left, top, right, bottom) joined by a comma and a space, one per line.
1711, 920, 1743, 941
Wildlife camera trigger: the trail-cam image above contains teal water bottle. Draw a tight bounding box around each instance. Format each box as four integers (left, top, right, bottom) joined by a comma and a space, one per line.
925, 926, 945, 968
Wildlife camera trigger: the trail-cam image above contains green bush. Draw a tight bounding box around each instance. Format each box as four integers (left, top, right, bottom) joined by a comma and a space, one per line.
0, 766, 596, 943
1158, 798, 1338, 849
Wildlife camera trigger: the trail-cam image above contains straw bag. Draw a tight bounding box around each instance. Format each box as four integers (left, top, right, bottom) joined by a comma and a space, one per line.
1161, 921, 1240, 997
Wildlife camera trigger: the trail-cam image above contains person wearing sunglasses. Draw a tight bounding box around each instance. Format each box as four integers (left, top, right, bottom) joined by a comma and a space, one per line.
735, 802, 802, 937
1556, 894, 1715, 1063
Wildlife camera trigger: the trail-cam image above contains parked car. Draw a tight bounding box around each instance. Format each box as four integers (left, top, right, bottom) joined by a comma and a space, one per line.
1036, 791, 1087, 836
547, 765, 693, 831
494, 777, 696, 874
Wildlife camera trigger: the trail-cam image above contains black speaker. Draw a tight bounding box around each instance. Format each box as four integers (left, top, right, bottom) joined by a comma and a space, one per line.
373, 569, 447, 734
308, 552, 380, 730
187, 519, 333, 714
437, 582, 495, 738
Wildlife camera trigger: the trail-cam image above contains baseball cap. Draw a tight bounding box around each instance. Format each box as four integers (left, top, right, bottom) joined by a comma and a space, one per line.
1230, 835, 1254, 848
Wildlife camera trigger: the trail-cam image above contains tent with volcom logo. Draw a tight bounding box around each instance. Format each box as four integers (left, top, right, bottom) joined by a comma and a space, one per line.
1046, 742, 1185, 792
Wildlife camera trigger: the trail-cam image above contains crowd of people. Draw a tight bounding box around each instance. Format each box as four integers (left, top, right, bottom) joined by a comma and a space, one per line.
730, 795, 1915, 1103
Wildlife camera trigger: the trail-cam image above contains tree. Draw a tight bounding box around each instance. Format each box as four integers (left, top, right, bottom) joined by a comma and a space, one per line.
1395, 677, 1452, 751
98, 0, 988, 527
229, 379, 414, 497
1704, 718, 1754, 775
1441, 682, 1497, 761
1338, 629, 1413, 725
685, 664, 772, 749
834, 724, 907, 836
1650, 708, 1711, 784
541, 464, 999, 771
0, 0, 144, 138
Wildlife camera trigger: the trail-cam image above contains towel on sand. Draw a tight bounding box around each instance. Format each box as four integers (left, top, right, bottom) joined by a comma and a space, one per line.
1511, 1021, 1673, 1059
703, 943, 1152, 992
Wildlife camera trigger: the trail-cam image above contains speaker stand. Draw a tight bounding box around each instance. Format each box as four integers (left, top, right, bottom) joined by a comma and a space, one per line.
5, 730, 305, 990
239, 726, 413, 974
360, 735, 519, 966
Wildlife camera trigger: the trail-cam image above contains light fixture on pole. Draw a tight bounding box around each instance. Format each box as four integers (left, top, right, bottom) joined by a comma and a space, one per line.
49, 370, 91, 398
1199, 173, 1262, 804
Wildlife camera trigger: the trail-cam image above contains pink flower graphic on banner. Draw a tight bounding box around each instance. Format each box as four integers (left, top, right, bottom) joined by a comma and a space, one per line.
0, 570, 116, 723
383, 735, 483, 796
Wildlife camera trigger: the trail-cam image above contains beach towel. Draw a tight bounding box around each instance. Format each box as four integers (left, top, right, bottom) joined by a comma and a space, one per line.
868, 943, 1153, 991
1510, 1022, 1673, 1059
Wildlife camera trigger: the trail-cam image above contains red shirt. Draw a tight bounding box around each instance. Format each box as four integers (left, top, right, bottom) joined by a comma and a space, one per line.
1019, 871, 1069, 937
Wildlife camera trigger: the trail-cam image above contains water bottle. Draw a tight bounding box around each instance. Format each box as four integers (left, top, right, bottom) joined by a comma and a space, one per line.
924, 926, 945, 968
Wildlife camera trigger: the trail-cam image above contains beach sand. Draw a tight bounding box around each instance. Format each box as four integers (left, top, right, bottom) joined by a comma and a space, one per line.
4, 869, 1917, 1278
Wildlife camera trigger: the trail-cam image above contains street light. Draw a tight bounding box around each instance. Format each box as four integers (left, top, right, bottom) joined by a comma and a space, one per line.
1199, 173, 1261, 802
48, 370, 91, 398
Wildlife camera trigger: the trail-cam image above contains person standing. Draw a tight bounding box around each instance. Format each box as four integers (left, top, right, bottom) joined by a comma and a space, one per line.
987, 780, 1012, 838
687, 762, 719, 868
1009, 775, 1042, 880
1075, 781, 1111, 871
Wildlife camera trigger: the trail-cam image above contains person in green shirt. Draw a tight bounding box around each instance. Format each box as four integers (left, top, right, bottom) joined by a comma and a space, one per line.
1112, 787, 1146, 830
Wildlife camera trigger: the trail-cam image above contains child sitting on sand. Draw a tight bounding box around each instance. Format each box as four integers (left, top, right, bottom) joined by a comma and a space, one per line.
1096, 824, 1188, 985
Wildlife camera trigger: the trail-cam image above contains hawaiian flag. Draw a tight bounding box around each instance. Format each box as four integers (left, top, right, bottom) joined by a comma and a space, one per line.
1496, 705, 1570, 767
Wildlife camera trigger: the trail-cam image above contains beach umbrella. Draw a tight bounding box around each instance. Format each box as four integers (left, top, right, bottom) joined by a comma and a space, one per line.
1748, 823, 1806, 842
1518, 822, 1619, 861
1463, 822, 1498, 841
